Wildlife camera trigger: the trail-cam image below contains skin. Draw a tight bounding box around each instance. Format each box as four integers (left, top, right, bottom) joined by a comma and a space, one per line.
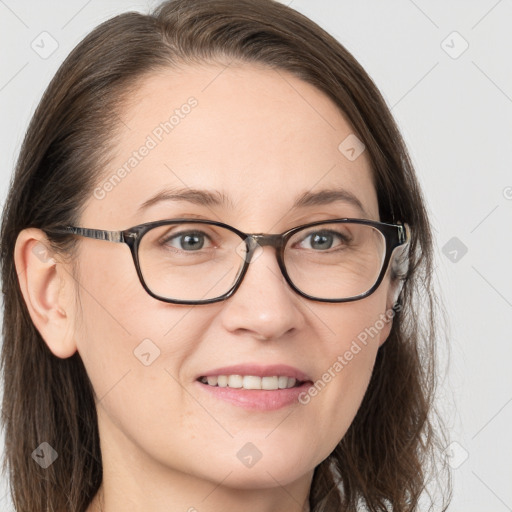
15, 62, 399, 512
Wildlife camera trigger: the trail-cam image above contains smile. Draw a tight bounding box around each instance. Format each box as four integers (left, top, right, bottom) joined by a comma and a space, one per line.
198, 375, 302, 390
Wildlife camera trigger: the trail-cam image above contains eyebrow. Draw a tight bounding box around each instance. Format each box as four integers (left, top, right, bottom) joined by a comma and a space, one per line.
137, 186, 369, 217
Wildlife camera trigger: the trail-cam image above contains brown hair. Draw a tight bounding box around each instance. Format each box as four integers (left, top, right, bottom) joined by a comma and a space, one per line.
1, 0, 451, 510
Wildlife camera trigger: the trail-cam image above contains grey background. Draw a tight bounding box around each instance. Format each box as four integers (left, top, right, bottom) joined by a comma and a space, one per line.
1, 1, 511, 510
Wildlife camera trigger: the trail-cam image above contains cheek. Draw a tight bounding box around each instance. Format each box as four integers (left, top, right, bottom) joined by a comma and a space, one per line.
72, 257, 218, 472
72, 247, 202, 405
302, 291, 389, 447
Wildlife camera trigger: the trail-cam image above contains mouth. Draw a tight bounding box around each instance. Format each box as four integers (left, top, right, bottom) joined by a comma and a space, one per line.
194, 364, 313, 410
197, 374, 305, 390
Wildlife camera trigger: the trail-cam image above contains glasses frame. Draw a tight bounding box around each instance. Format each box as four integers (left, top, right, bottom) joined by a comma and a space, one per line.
48, 218, 410, 305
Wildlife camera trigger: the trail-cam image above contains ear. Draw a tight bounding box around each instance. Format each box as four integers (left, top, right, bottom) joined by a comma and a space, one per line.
378, 244, 409, 347
377, 269, 400, 348
14, 228, 78, 358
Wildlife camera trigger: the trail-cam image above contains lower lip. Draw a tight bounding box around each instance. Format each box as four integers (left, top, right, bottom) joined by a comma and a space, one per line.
196, 380, 313, 411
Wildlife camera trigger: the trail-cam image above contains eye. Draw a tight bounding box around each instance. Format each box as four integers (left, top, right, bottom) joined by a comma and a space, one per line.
161, 230, 213, 251
296, 229, 351, 251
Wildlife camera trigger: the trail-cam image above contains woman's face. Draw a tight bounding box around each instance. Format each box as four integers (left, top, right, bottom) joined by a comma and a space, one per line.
61, 63, 395, 491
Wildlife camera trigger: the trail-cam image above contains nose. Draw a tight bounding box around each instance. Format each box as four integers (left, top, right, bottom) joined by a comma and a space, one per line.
218, 244, 306, 341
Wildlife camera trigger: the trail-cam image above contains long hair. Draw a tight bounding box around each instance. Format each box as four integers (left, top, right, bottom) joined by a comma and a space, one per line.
1, 1, 451, 510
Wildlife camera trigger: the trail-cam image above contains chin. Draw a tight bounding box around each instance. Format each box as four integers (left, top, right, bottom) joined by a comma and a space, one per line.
211, 462, 313, 490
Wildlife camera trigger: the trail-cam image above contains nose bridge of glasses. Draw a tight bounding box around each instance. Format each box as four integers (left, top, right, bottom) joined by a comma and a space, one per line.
245, 233, 284, 252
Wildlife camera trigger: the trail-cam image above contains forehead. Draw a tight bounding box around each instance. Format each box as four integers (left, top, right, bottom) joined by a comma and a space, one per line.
82, 62, 378, 228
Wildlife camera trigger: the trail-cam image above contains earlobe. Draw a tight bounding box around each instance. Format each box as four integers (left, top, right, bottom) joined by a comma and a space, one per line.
378, 272, 404, 348
14, 228, 78, 359
386, 277, 404, 312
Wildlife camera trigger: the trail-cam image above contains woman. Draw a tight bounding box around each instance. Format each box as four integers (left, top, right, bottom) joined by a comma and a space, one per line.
1, 0, 451, 510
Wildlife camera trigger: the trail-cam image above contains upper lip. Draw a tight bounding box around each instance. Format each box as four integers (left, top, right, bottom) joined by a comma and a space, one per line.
197, 364, 312, 382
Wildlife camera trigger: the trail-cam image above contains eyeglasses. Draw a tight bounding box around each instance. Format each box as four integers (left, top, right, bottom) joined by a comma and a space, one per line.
48, 218, 410, 305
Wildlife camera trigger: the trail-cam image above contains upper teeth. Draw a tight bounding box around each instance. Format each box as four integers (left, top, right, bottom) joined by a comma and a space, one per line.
200, 375, 298, 390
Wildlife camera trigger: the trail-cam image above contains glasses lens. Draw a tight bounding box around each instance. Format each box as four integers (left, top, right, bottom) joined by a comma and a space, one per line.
138, 223, 245, 301
284, 222, 386, 300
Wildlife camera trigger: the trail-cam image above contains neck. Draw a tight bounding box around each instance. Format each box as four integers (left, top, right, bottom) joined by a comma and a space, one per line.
87, 473, 312, 512
86, 412, 313, 512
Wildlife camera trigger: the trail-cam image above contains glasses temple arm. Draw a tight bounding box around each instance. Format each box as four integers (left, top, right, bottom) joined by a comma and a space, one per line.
48, 226, 125, 243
